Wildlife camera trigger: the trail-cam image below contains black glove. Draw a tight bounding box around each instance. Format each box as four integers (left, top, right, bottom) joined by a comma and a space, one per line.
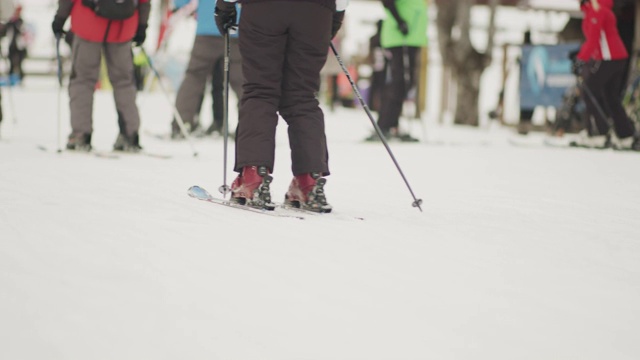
214, 0, 237, 35
331, 11, 345, 40
65, 31, 75, 47
51, 15, 67, 38
133, 24, 147, 47
572, 59, 585, 76
397, 19, 409, 36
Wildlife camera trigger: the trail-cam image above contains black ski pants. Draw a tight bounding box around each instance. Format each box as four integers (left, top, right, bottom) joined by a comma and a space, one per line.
377, 46, 420, 132
235, 1, 331, 176
581, 59, 636, 138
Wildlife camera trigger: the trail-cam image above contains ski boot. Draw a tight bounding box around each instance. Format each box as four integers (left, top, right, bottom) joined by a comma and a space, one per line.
284, 172, 332, 213
113, 132, 142, 152
206, 121, 222, 135
66, 132, 92, 151
230, 166, 276, 210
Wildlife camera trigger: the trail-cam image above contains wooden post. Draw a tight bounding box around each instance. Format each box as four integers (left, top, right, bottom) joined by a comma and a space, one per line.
417, 46, 428, 118
498, 43, 508, 124
416, 0, 430, 118
634, 1, 640, 53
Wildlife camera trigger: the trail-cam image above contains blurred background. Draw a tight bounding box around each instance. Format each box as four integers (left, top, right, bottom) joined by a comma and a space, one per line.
2, 0, 639, 138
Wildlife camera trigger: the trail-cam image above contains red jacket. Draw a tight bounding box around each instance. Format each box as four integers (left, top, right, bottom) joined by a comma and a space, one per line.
577, 0, 627, 61
69, 0, 149, 43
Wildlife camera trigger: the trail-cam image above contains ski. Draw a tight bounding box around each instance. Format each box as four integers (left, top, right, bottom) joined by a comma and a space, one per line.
507, 136, 573, 148
143, 129, 229, 142
37, 144, 171, 159
507, 136, 544, 148
115, 150, 173, 159
279, 203, 365, 221
37, 144, 120, 158
188, 185, 305, 220
544, 137, 576, 148
143, 130, 179, 141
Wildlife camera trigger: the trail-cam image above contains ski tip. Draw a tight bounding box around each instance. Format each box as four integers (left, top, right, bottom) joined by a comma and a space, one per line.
188, 185, 212, 198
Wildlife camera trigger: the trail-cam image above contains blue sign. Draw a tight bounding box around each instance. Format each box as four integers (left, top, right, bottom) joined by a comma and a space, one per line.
519, 43, 580, 109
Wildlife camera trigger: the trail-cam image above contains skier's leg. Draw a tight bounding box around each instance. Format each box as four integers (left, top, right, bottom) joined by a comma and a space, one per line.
104, 41, 139, 138
581, 65, 610, 136
278, 3, 331, 176
175, 35, 219, 131
210, 56, 224, 131
234, 3, 287, 173
68, 37, 102, 137
601, 60, 636, 139
377, 47, 406, 132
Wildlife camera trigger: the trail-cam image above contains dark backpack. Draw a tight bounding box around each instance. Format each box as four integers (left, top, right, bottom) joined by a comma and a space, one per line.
83, 0, 138, 20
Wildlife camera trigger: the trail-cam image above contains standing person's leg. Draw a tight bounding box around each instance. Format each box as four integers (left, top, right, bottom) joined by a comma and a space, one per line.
104, 41, 140, 143
406, 46, 419, 92
68, 37, 102, 148
8, 47, 17, 78
227, 5, 286, 206
235, 3, 287, 173
600, 60, 636, 139
278, 2, 332, 212
278, 3, 331, 176
207, 56, 224, 133
377, 47, 405, 132
580, 64, 610, 136
174, 35, 218, 132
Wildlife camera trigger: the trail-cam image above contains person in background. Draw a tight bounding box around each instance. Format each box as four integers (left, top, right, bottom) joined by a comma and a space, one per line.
517, 30, 535, 135
0, 0, 16, 136
365, 0, 427, 142
367, 19, 386, 112
51, 0, 151, 152
573, 0, 639, 150
214, 0, 348, 212
7, 5, 28, 82
170, 0, 242, 139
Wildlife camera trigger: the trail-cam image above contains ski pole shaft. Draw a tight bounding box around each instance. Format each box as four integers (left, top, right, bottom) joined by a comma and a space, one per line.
218, 31, 231, 198
55, 34, 63, 153
330, 42, 423, 212
140, 47, 199, 157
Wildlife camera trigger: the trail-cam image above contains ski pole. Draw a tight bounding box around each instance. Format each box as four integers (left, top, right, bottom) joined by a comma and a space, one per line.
55, 33, 63, 153
140, 47, 199, 157
218, 31, 231, 198
330, 42, 423, 212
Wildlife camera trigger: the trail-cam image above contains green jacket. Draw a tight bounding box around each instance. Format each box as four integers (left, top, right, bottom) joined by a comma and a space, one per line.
381, 0, 428, 48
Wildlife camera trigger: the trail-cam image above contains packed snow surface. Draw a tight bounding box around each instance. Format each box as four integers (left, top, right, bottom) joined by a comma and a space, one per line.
1, 77, 639, 359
